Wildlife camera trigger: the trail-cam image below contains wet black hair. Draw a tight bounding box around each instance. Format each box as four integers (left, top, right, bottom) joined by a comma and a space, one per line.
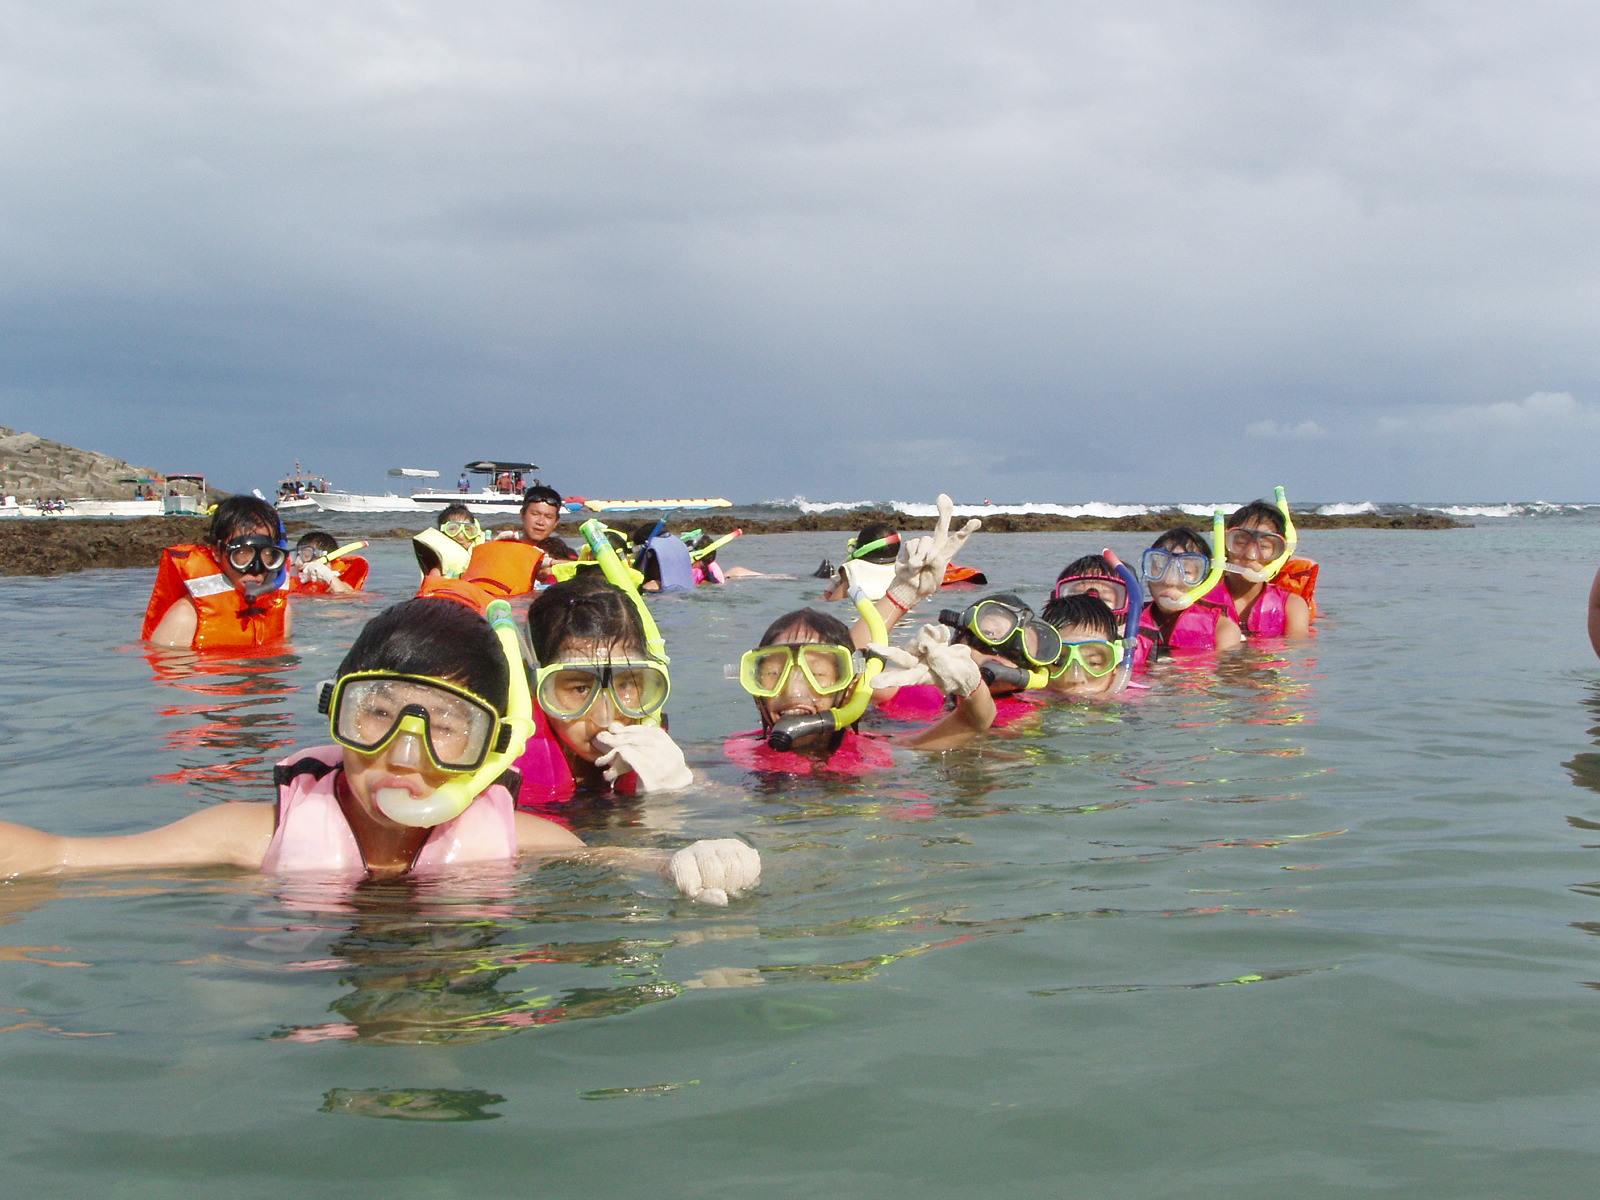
520, 485, 563, 512
527, 577, 648, 664
208, 495, 282, 545
436, 503, 476, 527
297, 531, 338, 555
850, 521, 900, 564
1150, 526, 1210, 558
758, 607, 852, 650
337, 599, 509, 710
948, 592, 1037, 666
1054, 553, 1113, 583
1042, 594, 1119, 640
1225, 500, 1287, 535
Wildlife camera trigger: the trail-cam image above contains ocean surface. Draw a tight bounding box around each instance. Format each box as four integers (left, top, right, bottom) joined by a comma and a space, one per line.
2, 514, 1599, 1197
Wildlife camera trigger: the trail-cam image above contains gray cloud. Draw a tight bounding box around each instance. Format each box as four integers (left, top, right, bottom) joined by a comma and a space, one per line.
3, 1, 1597, 500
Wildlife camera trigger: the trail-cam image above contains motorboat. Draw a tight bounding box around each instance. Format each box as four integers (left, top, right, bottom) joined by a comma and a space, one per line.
0, 473, 207, 519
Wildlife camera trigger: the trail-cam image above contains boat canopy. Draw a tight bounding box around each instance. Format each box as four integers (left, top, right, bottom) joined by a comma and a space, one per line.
463, 460, 539, 473
166, 474, 207, 485
387, 467, 441, 478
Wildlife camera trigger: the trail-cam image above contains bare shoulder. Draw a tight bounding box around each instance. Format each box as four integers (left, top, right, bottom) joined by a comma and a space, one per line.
513, 811, 586, 855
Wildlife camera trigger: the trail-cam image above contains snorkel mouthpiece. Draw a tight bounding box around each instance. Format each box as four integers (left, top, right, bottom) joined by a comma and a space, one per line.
1156, 509, 1226, 612
765, 587, 885, 750
980, 661, 1048, 691
374, 600, 535, 828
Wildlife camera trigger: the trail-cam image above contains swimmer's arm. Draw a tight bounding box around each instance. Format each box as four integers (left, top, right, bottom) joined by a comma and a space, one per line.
1215, 616, 1242, 651
1284, 593, 1311, 638
147, 598, 198, 648
1588, 568, 1600, 659
901, 681, 996, 751
513, 811, 586, 854
517, 822, 761, 903
0, 804, 275, 877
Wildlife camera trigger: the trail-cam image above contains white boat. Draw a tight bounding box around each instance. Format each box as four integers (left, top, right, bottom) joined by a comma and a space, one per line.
0, 474, 208, 519
309, 461, 581, 517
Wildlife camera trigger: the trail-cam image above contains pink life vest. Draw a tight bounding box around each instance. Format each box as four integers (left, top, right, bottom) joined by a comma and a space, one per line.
1134, 583, 1238, 668
1238, 583, 1289, 638
512, 705, 639, 808
723, 727, 896, 776
691, 561, 726, 585
263, 746, 517, 877
877, 682, 1040, 727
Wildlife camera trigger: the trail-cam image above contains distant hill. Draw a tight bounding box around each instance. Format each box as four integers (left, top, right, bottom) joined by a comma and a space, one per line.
0, 427, 168, 501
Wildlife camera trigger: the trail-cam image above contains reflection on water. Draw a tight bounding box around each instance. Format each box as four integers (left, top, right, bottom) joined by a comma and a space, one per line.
143, 646, 300, 802
320, 1087, 506, 1121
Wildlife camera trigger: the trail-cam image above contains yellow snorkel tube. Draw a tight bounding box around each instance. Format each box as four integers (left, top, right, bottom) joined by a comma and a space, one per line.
766, 588, 885, 751
578, 518, 668, 726
375, 599, 537, 828
1160, 507, 1227, 612
1262, 485, 1298, 581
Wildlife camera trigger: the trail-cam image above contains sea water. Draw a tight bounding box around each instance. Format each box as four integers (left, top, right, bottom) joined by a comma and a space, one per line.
2, 521, 1599, 1198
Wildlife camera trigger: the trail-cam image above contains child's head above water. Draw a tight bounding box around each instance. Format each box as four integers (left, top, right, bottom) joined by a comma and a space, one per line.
338, 597, 509, 713
1143, 526, 1212, 610
1223, 500, 1291, 581
745, 607, 858, 732
1041, 594, 1122, 697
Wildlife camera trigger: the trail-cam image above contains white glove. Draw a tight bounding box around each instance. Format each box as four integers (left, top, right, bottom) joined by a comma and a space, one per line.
885, 493, 981, 612
669, 838, 761, 905
869, 624, 982, 697
298, 559, 339, 585
592, 722, 693, 792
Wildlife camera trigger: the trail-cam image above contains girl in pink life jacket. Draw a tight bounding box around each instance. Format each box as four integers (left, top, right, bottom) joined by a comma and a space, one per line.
514, 575, 693, 808
1135, 521, 1242, 668
0, 597, 757, 903
1222, 497, 1311, 639
726, 604, 994, 776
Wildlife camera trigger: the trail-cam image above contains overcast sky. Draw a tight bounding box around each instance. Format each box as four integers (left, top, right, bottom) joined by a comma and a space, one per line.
3, 2, 1597, 502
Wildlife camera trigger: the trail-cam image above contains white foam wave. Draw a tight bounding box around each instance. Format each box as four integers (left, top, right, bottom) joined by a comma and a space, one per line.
893, 500, 1158, 519
1316, 501, 1378, 516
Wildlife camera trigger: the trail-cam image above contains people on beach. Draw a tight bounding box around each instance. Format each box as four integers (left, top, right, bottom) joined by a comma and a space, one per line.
141, 495, 292, 650
6, 595, 757, 902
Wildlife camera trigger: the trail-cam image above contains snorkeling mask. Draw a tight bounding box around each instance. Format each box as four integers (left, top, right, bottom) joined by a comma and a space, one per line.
738, 643, 860, 699
440, 518, 486, 546
940, 599, 1063, 669
222, 531, 290, 599
318, 599, 535, 828
534, 658, 671, 722
1143, 509, 1226, 613
1223, 485, 1298, 584
578, 518, 669, 726
1048, 639, 1123, 680
1051, 572, 1130, 615
762, 589, 885, 751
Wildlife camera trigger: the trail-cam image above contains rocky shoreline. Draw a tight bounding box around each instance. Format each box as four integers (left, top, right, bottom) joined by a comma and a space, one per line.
1, 508, 1461, 578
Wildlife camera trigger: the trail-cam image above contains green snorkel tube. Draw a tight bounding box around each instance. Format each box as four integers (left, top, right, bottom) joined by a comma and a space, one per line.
1263, 485, 1298, 581
1157, 508, 1227, 612
766, 588, 885, 751
375, 599, 537, 828
578, 517, 669, 726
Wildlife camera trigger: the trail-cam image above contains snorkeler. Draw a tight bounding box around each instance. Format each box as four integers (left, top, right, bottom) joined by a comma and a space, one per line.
1222, 488, 1311, 638
821, 521, 901, 601
1037, 549, 1144, 701
413, 504, 486, 581
141, 495, 293, 650
1134, 514, 1243, 667
514, 485, 578, 561
3, 595, 757, 904
515, 574, 694, 807
289, 531, 370, 597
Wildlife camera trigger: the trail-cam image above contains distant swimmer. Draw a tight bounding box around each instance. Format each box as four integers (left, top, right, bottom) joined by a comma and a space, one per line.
141, 495, 292, 650
1589, 567, 1600, 659
288, 531, 369, 597
2, 594, 757, 903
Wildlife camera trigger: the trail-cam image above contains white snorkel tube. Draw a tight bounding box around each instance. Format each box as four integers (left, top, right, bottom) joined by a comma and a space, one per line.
1153, 508, 1226, 613
374, 599, 537, 828
1223, 485, 1298, 585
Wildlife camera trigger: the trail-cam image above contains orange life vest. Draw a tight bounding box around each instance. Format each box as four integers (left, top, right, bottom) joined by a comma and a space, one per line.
289, 556, 370, 596
415, 576, 495, 614
463, 540, 544, 599
140, 543, 289, 650
941, 563, 988, 587
1274, 558, 1319, 621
